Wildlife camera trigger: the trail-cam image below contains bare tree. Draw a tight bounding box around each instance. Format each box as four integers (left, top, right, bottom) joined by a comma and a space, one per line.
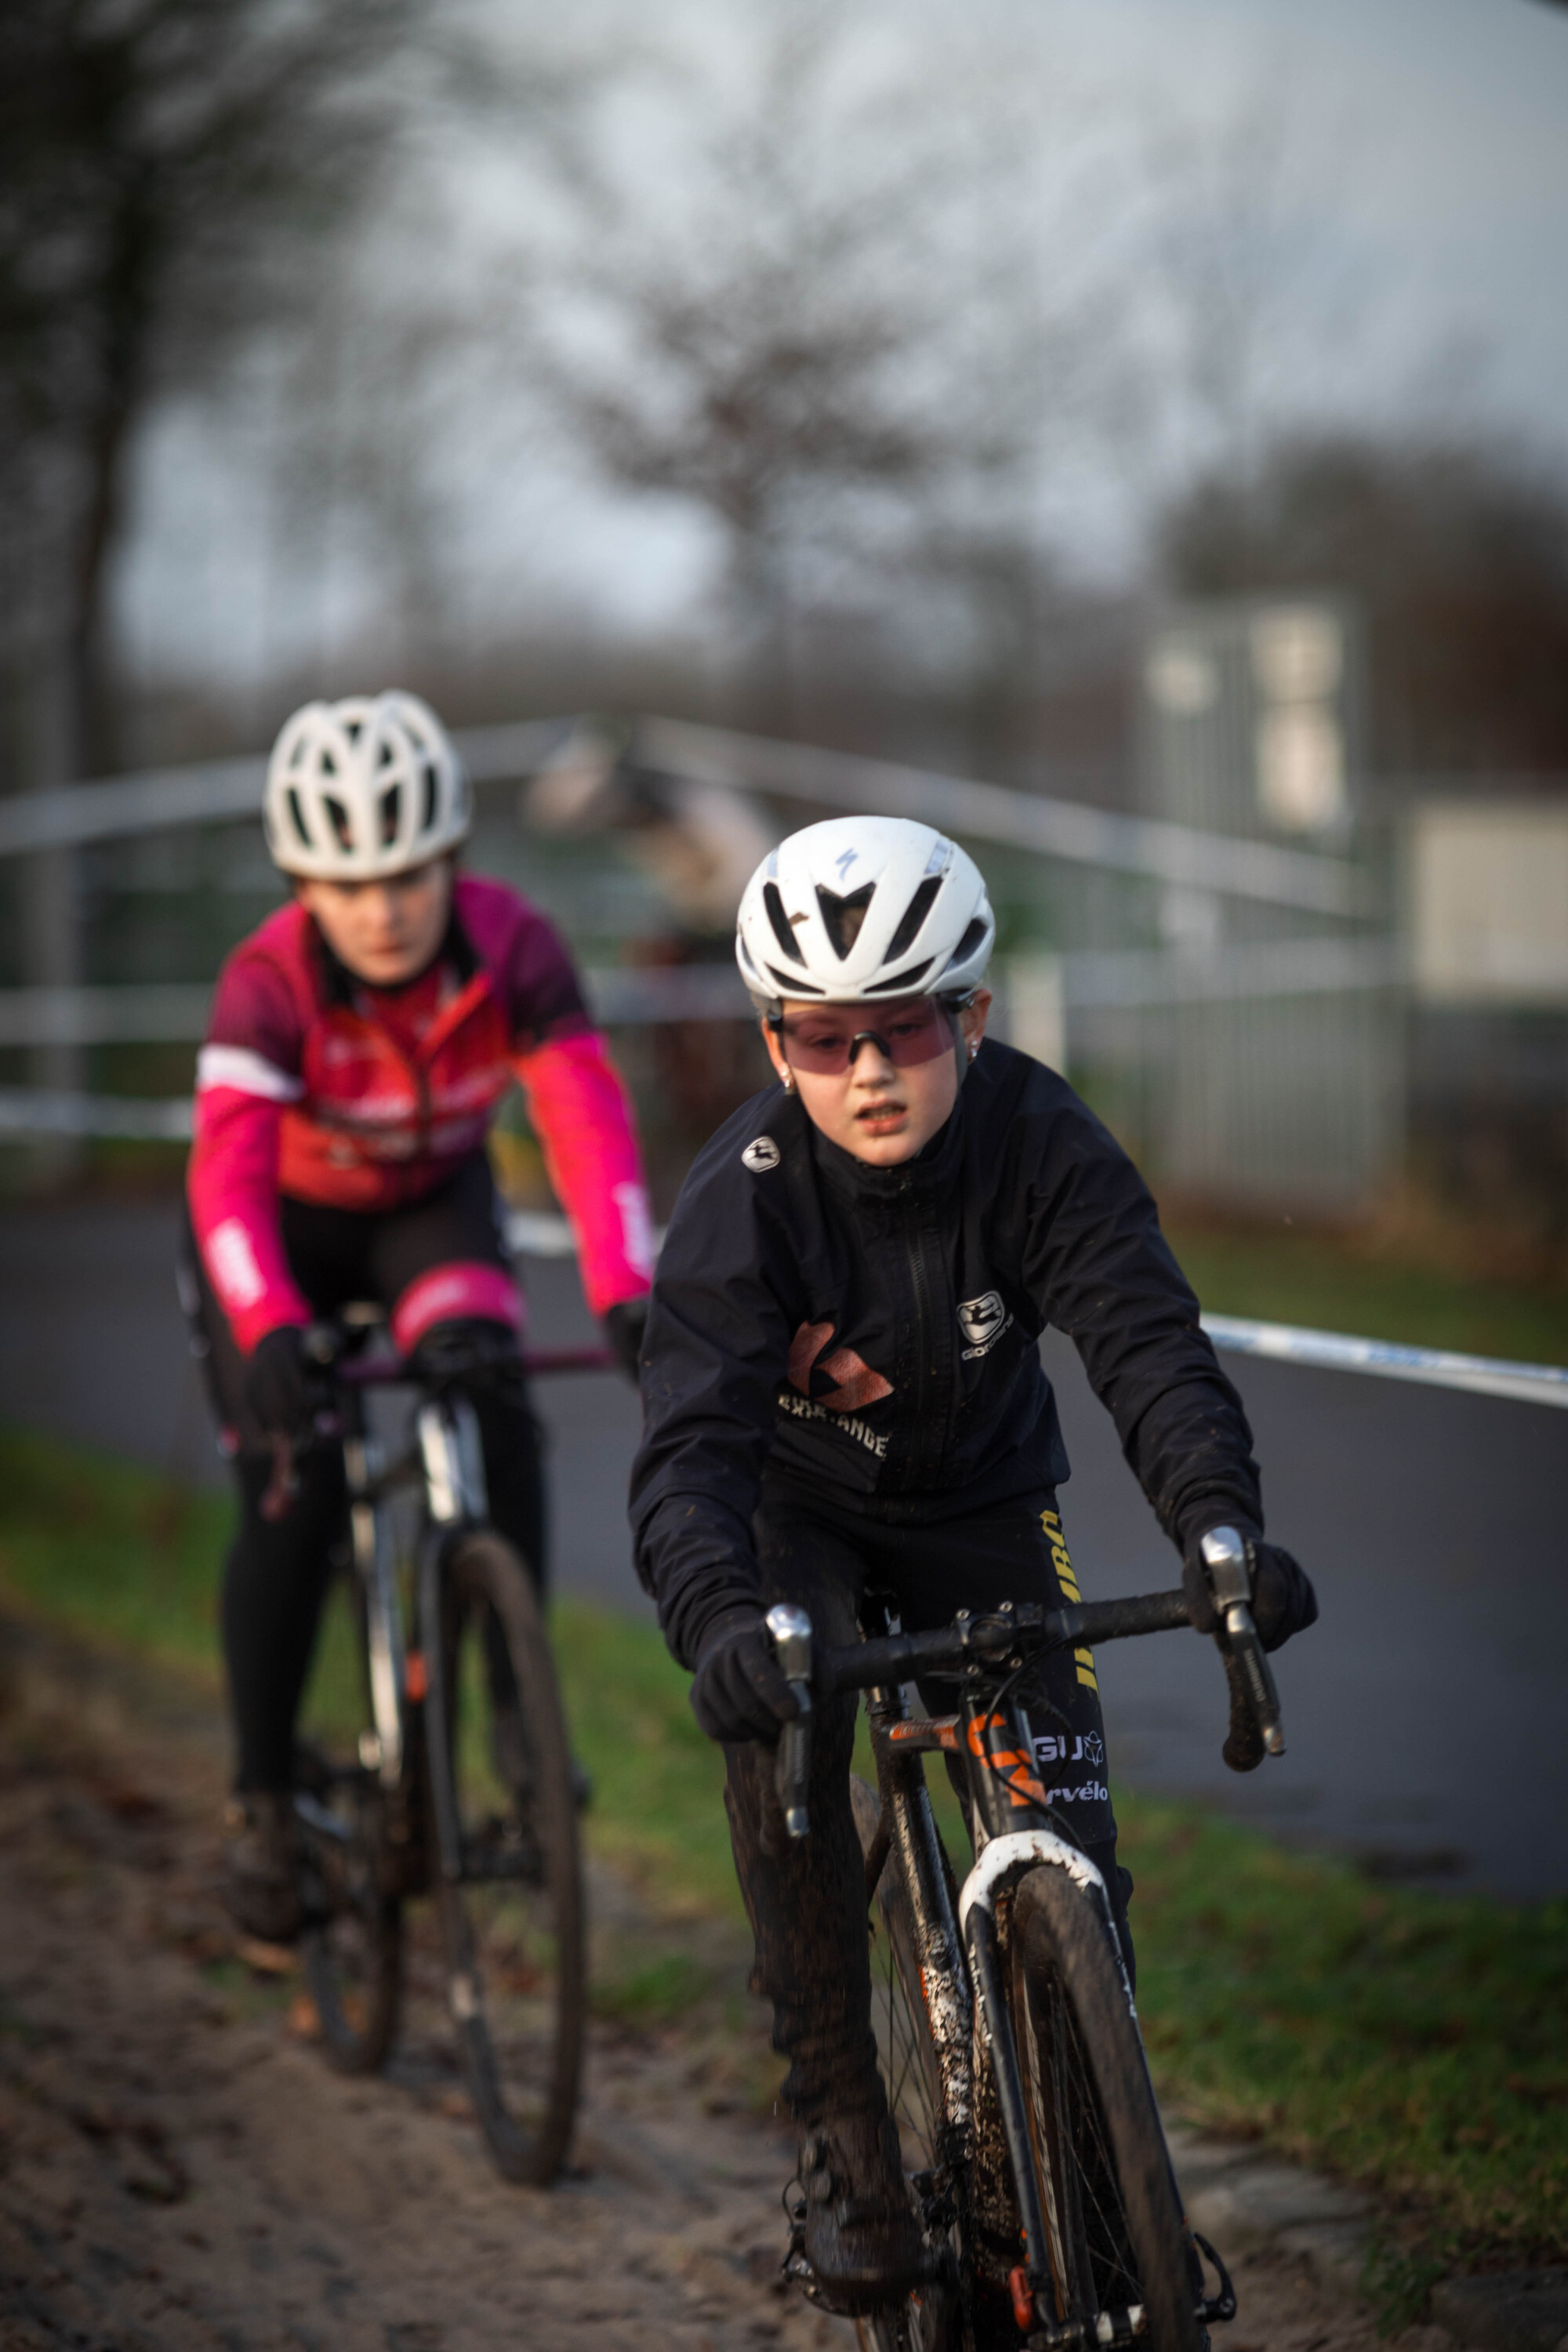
0, 0, 428, 1165
0, 0, 428, 787
495, 0, 1116, 724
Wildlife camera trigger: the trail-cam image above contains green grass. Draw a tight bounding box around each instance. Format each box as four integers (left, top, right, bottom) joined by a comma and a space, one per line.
1, 1422, 1564, 2263
1165, 1218, 1568, 1368
0, 1431, 229, 1678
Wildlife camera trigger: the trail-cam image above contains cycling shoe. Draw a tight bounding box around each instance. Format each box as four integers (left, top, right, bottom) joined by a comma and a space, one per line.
793, 2109, 935, 2314
223, 1791, 303, 1942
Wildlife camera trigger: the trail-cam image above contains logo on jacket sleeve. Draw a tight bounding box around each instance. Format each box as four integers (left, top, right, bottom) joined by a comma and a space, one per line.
742, 1134, 781, 1172
957, 1290, 1013, 1359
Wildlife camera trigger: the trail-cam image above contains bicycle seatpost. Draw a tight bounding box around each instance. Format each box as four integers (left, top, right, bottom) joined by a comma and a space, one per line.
1201, 1526, 1284, 1766
765, 1604, 814, 1838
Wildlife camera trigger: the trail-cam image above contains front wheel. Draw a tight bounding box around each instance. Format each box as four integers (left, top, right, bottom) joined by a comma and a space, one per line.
429, 1530, 586, 2185
850, 1775, 967, 2352
1009, 1866, 1201, 2352
296, 1578, 403, 2075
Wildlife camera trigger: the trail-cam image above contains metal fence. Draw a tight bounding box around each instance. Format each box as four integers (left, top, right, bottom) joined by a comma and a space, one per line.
0, 717, 1402, 1210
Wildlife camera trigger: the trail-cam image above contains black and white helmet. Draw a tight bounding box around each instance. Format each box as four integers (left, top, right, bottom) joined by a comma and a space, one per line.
262, 691, 471, 880
735, 816, 994, 1010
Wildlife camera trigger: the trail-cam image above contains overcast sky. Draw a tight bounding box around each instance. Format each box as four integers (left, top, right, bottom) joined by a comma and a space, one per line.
117, 0, 1568, 702
1055, 0, 1568, 439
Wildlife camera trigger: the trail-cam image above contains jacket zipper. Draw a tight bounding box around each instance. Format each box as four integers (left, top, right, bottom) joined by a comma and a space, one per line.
901, 1191, 938, 1489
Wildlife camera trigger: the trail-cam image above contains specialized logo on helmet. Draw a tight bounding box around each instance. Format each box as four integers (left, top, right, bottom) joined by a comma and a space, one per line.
957, 1290, 1013, 1360
742, 1134, 781, 1173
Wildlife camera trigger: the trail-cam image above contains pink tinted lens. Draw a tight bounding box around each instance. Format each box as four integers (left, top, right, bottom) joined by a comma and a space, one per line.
779, 998, 952, 1074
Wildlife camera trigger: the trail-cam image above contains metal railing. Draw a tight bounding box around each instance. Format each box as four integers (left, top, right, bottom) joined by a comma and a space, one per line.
0, 714, 1397, 1206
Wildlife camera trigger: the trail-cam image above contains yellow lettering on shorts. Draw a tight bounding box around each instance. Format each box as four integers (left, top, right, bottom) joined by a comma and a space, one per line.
1040, 1508, 1082, 1601
1042, 1509, 1096, 1684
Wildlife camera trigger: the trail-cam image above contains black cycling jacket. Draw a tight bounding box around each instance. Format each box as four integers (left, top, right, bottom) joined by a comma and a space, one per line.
630, 1040, 1263, 1667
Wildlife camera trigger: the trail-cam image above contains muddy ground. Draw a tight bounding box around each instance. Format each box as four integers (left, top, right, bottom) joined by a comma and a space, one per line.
0, 1619, 1452, 2352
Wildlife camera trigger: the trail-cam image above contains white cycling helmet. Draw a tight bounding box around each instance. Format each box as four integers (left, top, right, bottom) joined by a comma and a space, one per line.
735, 815, 994, 1010
263, 691, 471, 880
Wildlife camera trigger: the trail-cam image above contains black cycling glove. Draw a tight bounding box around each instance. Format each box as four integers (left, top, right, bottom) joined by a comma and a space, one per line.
1182, 1526, 1319, 1654
244, 1325, 314, 1441
603, 1295, 649, 1387
688, 1606, 801, 1744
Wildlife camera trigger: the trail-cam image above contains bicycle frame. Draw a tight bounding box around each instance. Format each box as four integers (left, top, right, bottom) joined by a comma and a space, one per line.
318, 1338, 610, 1840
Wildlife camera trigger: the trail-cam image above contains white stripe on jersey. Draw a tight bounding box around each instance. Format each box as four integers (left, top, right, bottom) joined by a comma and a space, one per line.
195, 1044, 305, 1102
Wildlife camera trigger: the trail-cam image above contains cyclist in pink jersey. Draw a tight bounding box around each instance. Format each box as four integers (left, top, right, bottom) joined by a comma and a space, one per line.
182, 691, 653, 1938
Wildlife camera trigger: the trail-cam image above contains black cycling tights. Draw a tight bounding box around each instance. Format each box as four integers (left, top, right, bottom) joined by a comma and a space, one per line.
223, 1384, 545, 1795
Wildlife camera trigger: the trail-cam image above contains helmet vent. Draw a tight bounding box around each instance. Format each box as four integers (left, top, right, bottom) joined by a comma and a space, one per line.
325, 796, 354, 852
947, 916, 990, 971
862, 959, 932, 995
420, 760, 439, 829
285, 789, 311, 848
763, 881, 804, 962
379, 785, 401, 846
767, 962, 823, 995
883, 877, 942, 964
815, 883, 875, 960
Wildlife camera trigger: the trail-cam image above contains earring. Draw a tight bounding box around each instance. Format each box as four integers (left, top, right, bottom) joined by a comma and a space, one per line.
967, 1041, 978, 1063
782, 1067, 795, 1094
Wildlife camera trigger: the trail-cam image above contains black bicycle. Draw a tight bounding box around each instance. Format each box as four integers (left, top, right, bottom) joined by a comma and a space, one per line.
766, 1527, 1285, 2352
272, 1314, 604, 2187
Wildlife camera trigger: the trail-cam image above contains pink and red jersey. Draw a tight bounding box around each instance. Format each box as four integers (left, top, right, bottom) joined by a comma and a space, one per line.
188, 874, 653, 1352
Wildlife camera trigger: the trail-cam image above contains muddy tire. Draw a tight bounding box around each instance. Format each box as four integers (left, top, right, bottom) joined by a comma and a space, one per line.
1010, 1866, 1200, 2352
430, 1532, 586, 2186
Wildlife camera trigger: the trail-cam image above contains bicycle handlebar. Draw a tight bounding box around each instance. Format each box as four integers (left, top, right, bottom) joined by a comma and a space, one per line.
333, 1342, 616, 1387
257, 1331, 616, 1517
816, 1590, 1192, 1695
766, 1537, 1288, 1835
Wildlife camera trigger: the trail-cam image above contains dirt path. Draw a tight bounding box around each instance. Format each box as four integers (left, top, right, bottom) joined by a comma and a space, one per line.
0, 1623, 1452, 2352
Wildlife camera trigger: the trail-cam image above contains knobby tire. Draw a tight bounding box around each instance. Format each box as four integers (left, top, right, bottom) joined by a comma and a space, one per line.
850, 1775, 967, 2352
1009, 1867, 1200, 2352
432, 1530, 586, 2187
298, 1573, 404, 2076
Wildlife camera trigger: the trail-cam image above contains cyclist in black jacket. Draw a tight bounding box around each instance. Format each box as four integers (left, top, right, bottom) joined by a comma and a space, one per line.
629, 815, 1317, 2314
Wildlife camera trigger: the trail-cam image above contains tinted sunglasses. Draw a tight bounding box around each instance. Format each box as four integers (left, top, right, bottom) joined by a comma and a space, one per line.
773, 996, 960, 1076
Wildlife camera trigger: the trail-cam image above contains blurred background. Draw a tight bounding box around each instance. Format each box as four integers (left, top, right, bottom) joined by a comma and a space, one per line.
1, 0, 1566, 1890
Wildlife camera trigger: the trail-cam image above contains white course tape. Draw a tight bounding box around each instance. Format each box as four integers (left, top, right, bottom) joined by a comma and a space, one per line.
1203, 1313, 1568, 1411
499, 1213, 1567, 1412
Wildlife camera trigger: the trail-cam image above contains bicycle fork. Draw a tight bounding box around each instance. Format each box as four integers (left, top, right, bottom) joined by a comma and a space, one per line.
411, 1392, 508, 2041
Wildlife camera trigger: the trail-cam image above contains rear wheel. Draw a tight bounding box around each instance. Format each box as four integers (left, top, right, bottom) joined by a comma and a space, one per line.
1009, 1866, 1200, 2352
430, 1530, 586, 2185
850, 1775, 966, 2352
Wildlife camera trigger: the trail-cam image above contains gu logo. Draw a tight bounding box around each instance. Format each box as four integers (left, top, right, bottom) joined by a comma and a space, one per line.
957, 1290, 1012, 1359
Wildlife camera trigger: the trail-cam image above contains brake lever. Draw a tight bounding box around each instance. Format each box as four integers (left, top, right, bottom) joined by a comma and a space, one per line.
1201, 1527, 1284, 1767
259, 1324, 343, 1523
765, 1604, 814, 1838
